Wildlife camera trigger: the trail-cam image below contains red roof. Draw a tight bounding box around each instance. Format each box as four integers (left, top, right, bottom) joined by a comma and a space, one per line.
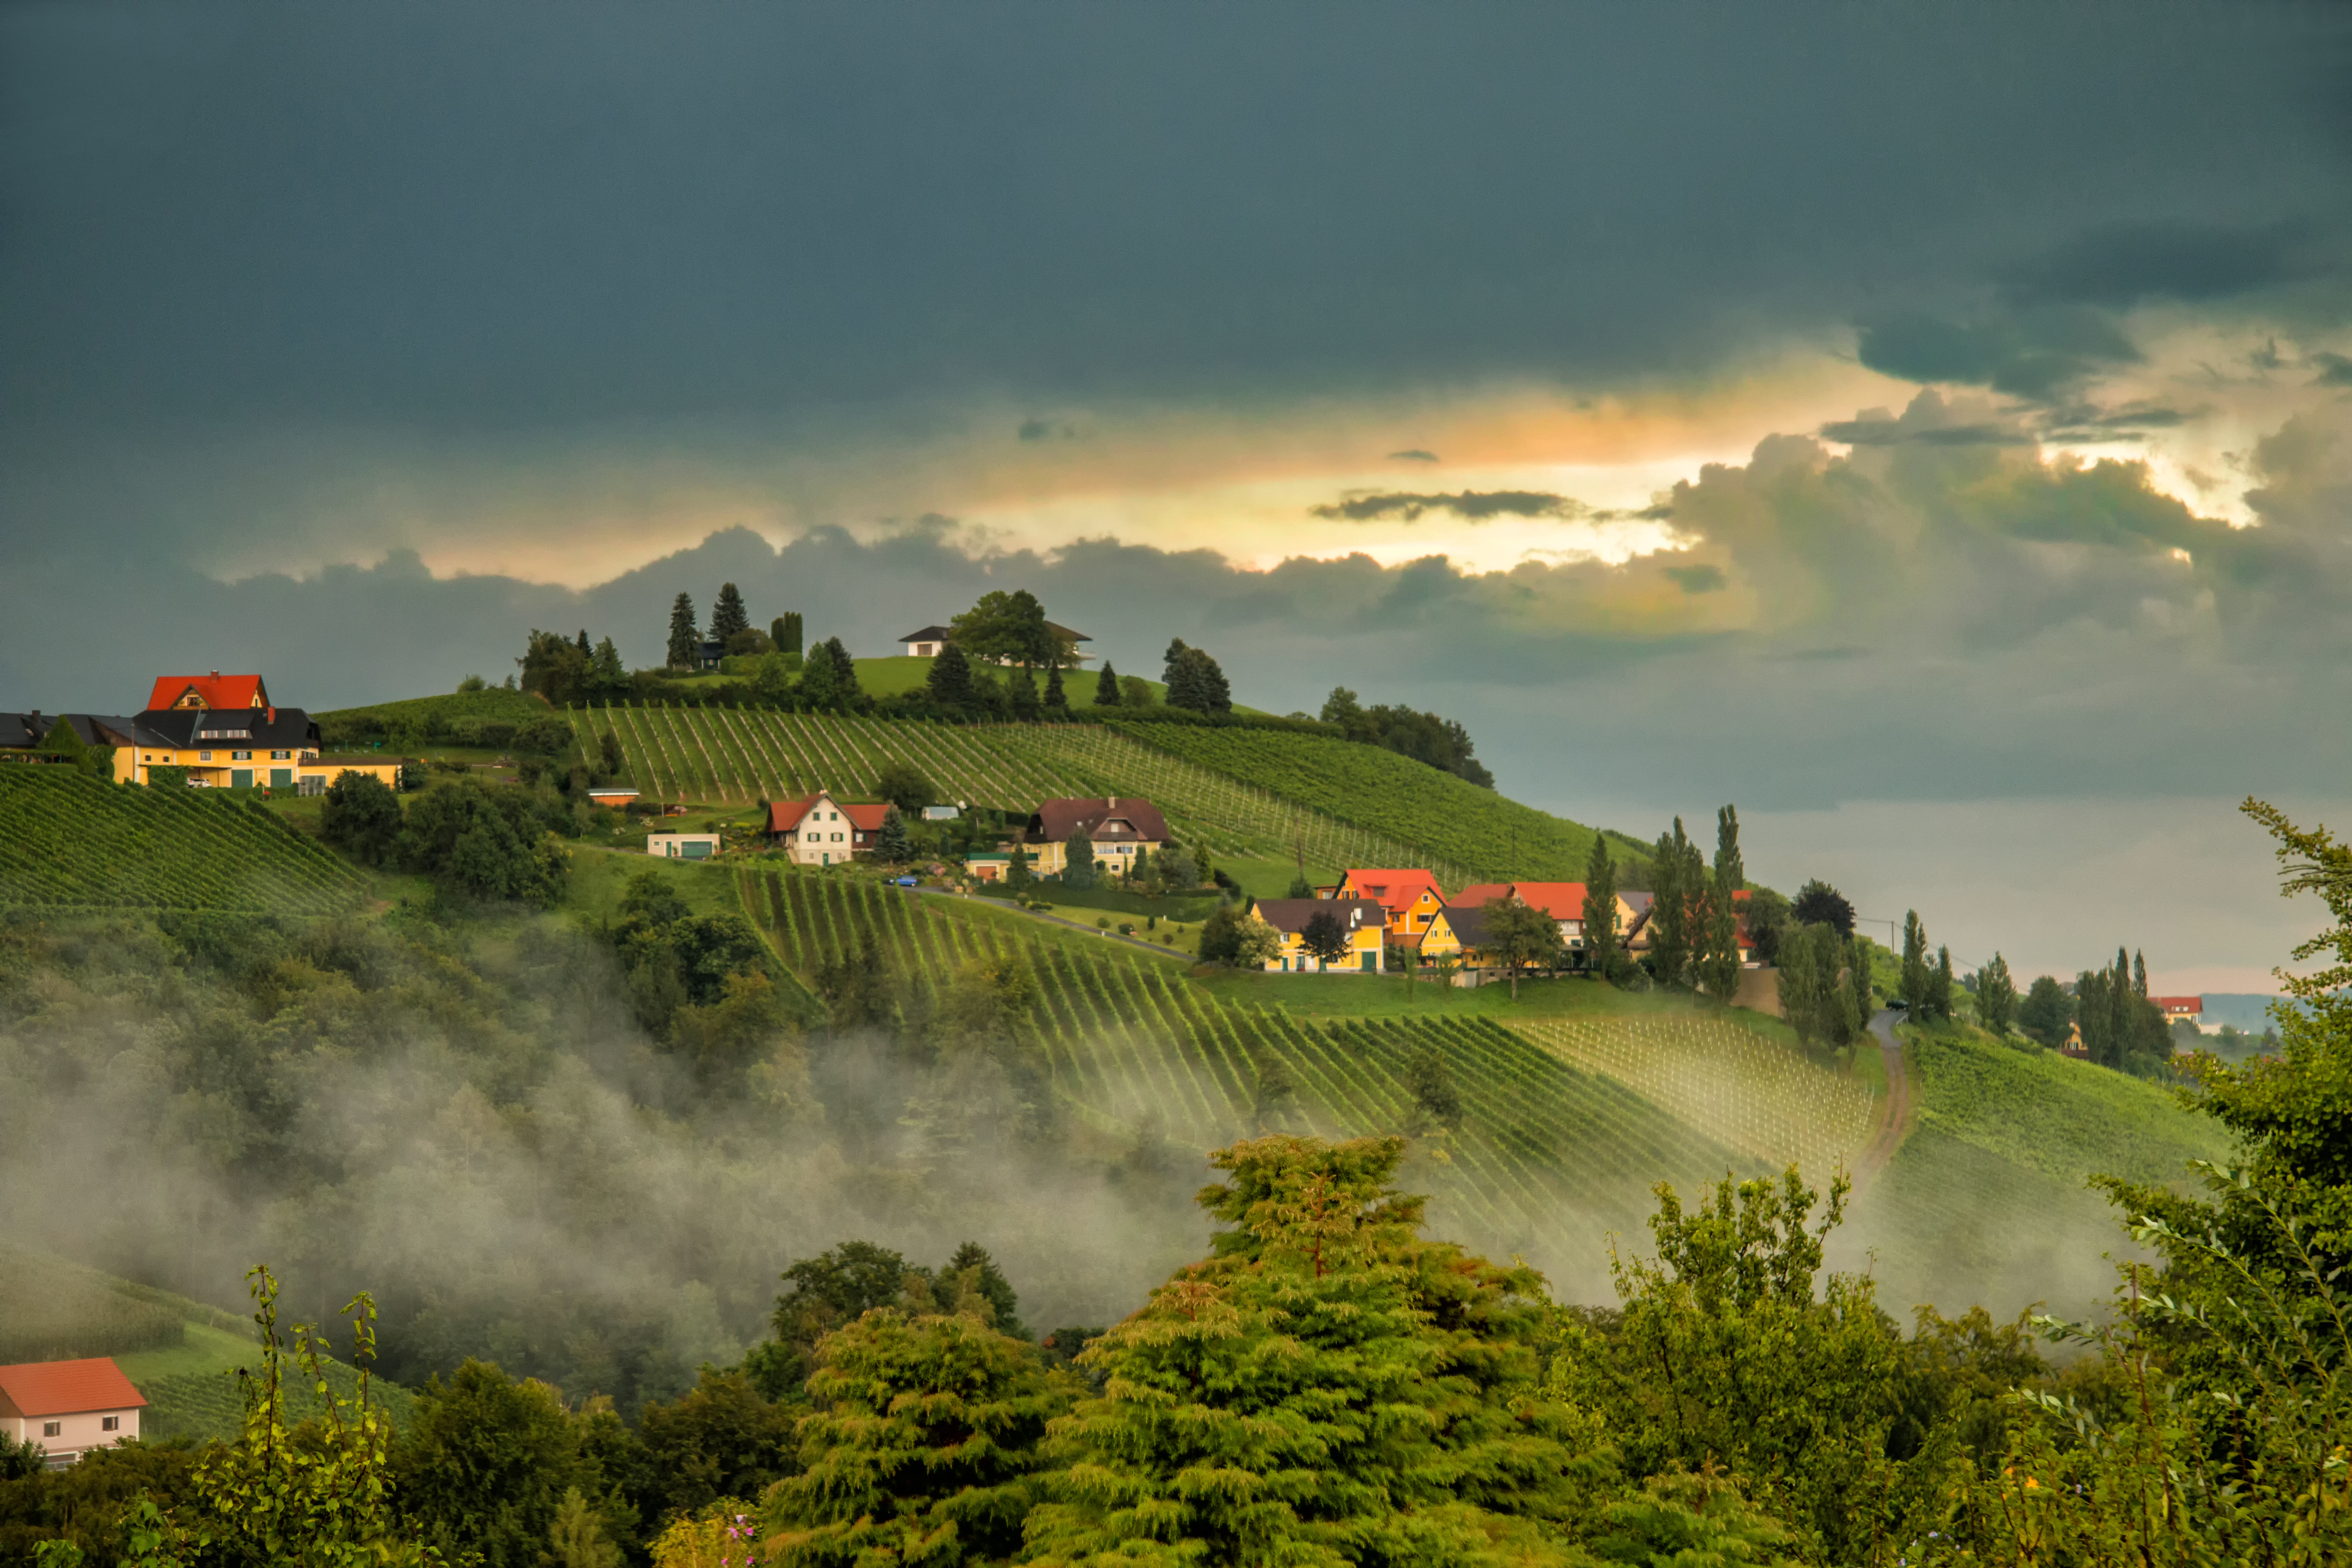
768, 793, 891, 834
2153, 995, 2205, 1014
146, 673, 267, 712
0, 1357, 146, 1418
1506, 882, 1589, 919
1450, 883, 1514, 908
1339, 869, 1443, 913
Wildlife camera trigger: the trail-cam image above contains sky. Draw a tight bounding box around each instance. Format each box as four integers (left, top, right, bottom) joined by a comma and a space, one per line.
4, 0, 2351, 991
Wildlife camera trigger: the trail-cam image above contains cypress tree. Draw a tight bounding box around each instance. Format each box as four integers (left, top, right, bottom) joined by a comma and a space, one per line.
1697, 805, 1744, 1003
1928, 944, 1954, 1021
1024, 1136, 1586, 1568
1581, 835, 1618, 978
2133, 948, 2149, 998
666, 592, 700, 670
1648, 819, 1696, 990
772, 612, 804, 656
1092, 660, 1121, 706
711, 582, 750, 644
1847, 936, 1874, 1031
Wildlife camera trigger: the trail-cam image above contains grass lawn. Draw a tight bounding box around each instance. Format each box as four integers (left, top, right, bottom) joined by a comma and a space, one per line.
116, 1321, 257, 1384
566, 843, 745, 921
913, 884, 1194, 965
1023, 897, 1206, 956
1216, 855, 1341, 898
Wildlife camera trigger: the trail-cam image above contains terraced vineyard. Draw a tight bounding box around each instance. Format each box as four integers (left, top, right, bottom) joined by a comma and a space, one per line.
570, 706, 1467, 880
143, 1357, 420, 1443
739, 867, 1749, 1253
1510, 1016, 1878, 1185
1106, 720, 1634, 882
0, 767, 364, 914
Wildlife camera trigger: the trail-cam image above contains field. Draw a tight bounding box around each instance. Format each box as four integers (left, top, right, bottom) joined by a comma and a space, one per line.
0, 767, 365, 914
738, 867, 1753, 1259
567, 705, 1476, 882
1510, 1016, 1878, 1186
1104, 720, 1645, 882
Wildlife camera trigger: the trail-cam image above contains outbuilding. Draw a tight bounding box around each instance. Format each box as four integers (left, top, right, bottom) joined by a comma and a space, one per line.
0, 1357, 146, 1467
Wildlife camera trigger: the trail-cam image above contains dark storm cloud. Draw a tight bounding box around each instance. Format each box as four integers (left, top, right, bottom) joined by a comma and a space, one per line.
1310, 490, 1589, 523
1999, 220, 2316, 307
1664, 563, 1727, 593
1819, 417, 2034, 447
2311, 352, 2352, 386
1855, 307, 2144, 401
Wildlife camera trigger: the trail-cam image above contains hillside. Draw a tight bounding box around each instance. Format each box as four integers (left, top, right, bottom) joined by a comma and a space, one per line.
315, 687, 555, 749
1845, 1028, 2236, 1316
0, 767, 364, 914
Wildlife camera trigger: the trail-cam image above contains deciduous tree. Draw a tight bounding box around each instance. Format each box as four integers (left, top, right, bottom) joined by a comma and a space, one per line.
1060, 826, 1096, 890
1900, 911, 1929, 1014
870, 762, 934, 816
1791, 879, 1855, 937
1976, 952, 2016, 1036
1299, 907, 1349, 968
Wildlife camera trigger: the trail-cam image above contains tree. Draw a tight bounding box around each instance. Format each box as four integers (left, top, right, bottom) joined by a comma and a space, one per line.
1778, 923, 1848, 1053
1846, 935, 1874, 1027
1900, 911, 1929, 1014
710, 582, 750, 645
1320, 686, 1369, 737
1023, 1136, 1585, 1568
871, 762, 935, 816
1647, 818, 1698, 990
1038, 661, 1065, 713
598, 729, 624, 778
1696, 805, 1744, 1004
1008, 662, 1041, 721
925, 640, 975, 709
1743, 885, 1790, 967
950, 590, 1055, 669
2018, 973, 2071, 1048
1482, 896, 1565, 999
760, 1305, 1063, 1568
1582, 836, 1620, 978
518, 628, 591, 703
1927, 944, 1955, 1021
772, 612, 804, 657
320, 770, 402, 866
745, 1240, 925, 1400
1791, 879, 1855, 937
1299, 908, 1349, 969
589, 637, 628, 698
1091, 661, 1120, 706
1252, 1057, 1299, 1132
1060, 826, 1096, 890
873, 806, 913, 864
666, 592, 700, 670
1164, 646, 1231, 714
1118, 675, 1155, 708
1231, 912, 1284, 970
1004, 843, 1034, 894
1977, 952, 2016, 1036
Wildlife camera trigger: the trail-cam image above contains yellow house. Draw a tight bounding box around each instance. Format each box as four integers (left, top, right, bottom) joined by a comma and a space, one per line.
1332, 869, 1447, 940
1022, 796, 1170, 878
110, 674, 404, 794
1250, 897, 1387, 973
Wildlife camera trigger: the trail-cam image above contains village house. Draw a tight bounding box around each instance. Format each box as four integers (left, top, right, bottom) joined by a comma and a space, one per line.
896, 623, 1094, 662
100, 674, 404, 794
1021, 797, 1168, 878
1448, 881, 1648, 969
1617, 888, 1756, 963
2153, 995, 2205, 1029
1329, 870, 1446, 945
1417, 900, 1500, 975
767, 789, 893, 866
1249, 897, 1388, 973
0, 1357, 145, 1467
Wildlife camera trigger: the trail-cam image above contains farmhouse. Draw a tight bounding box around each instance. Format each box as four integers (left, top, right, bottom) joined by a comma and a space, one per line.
1022, 797, 1168, 878
2153, 995, 2205, 1029
0, 1357, 145, 1467
1331, 869, 1446, 941
1250, 897, 1387, 973
897, 623, 1094, 662
107, 673, 404, 793
768, 790, 892, 866
1449, 880, 1647, 968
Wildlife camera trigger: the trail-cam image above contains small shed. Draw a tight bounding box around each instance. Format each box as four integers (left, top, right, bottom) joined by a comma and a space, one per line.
588, 787, 640, 808
646, 832, 721, 861
0, 1357, 146, 1466
922, 804, 961, 821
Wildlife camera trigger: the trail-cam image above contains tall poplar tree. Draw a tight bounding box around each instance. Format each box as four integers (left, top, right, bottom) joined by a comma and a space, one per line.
1976, 952, 2016, 1036
771, 612, 804, 656
1648, 819, 1697, 990
1900, 912, 1929, 1014
1848, 935, 1875, 1028
1697, 805, 1744, 1003
1581, 836, 1618, 978
1928, 945, 1955, 1021
665, 592, 699, 670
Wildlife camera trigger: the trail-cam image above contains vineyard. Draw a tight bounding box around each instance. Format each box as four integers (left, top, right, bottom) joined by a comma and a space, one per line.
569, 705, 1469, 881
0, 767, 364, 914
142, 1353, 420, 1443
1106, 720, 1631, 882
1509, 1016, 1878, 1184
738, 868, 1750, 1256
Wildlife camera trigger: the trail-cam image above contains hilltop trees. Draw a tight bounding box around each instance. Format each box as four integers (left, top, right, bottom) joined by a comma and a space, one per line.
952, 590, 1061, 670
1162, 640, 1233, 715
2018, 974, 2072, 1048
1977, 952, 2016, 1035
1645, 818, 1704, 990
925, 640, 975, 709
1791, 879, 1855, 937
710, 582, 750, 647
1319, 686, 1495, 787
1582, 836, 1620, 978
320, 770, 402, 865
666, 593, 699, 670
1092, 661, 1120, 706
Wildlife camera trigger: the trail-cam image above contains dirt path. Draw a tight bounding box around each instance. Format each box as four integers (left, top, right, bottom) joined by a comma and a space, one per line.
1854, 1008, 1914, 1184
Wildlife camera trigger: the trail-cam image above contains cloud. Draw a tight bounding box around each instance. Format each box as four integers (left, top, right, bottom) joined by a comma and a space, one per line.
1387, 449, 1441, 463
1308, 490, 1591, 523
1819, 417, 2034, 447
2000, 219, 2312, 307
1664, 563, 1727, 593
1856, 306, 2142, 401
2310, 352, 2352, 386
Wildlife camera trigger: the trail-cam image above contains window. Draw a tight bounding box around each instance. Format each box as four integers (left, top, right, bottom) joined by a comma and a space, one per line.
271, 749, 291, 761
43, 1422, 60, 1437
232, 750, 252, 761
200, 750, 212, 762
101, 1415, 120, 1432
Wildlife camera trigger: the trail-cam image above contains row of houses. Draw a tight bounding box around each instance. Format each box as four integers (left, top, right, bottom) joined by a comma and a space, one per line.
3, 674, 403, 794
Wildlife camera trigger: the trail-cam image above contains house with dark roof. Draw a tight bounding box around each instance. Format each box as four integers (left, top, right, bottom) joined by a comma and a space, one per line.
1023, 797, 1168, 879
768, 790, 894, 866
1446, 881, 1648, 969
1332, 869, 1446, 941
0, 1357, 146, 1467
1248, 897, 1387, 973
101, 674, 407, 793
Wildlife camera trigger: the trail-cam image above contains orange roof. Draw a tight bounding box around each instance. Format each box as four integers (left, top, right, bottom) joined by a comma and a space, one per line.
768, 794, 891, 833
1507, 882, 1589, 919
146, 673, 267, 712
0, 1357, 146, 1418
1450, 883, 1514, 908
1339, 868, 1443, 913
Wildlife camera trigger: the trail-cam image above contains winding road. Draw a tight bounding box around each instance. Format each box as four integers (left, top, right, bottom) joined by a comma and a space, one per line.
1854, 1007, 1914, 1183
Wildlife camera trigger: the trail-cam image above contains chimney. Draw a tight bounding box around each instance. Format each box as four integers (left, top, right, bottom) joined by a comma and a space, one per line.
211, 670, 219, 677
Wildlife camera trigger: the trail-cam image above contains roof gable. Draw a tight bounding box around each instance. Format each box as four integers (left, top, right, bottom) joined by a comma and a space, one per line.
1450, 882, 1513, 908
1028, 797, 1170, 844
1338, 868, 1442, 913
0, 1357, 146, 1418
147, 674, 267, 712
1507, 882, 1589, 919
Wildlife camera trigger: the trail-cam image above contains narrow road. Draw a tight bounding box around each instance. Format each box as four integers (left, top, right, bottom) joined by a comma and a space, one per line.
1854, 1008, 1914, 1183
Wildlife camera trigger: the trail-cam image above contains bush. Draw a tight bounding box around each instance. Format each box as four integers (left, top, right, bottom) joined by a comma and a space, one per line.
319, 771, 402, 867
512, 716, 575, 754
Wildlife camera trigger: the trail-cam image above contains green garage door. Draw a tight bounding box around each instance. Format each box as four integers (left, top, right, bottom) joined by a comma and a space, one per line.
230, 769, 253, 789
270, 768, 293, 788
683, 840, 712, 859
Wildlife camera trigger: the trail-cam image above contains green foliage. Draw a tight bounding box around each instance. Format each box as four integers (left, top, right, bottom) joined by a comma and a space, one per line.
869, 760, 934, 816
1025, 1135, 1586, 1567
0, 767, 364, 913
950, 590, 1059, 669
392, 1360, 594, 1568
2018, 973, 2070, 1047
1482, 895, 1568, 996
395, 779, 570, 906
1299, 905, 1348, 965
1588, 1471, 1800, 1568
1789, 879, 1853, 937
609, 869, 780, 1066
873, 805, 913, 863
0, 1244, 187, 1365
1059, 825, 1096, 890
1928, 943, 1955, 1021
318, 770, 402, 867
1646, 819, 1702, 991
1776, 922, 1858, 1053
1697, 805, 1743, 1004
1158, 640, 1232, 715
1117, 674, 1154, 709
1091, 661, 1120, 706
634, 1370, 796, 1533
1319, 686, 1495, 788
1975, 951, 2016, 1036
667, 593, 700, 670
772, 612, 804, 657
1583, 836, 1620, 976
1901, 910, 1929, 1014
710, 583, 750, 646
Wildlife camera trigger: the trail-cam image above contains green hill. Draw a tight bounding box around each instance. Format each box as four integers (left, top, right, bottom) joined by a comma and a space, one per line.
0, 768, 364, 914
314, 687, 554, 750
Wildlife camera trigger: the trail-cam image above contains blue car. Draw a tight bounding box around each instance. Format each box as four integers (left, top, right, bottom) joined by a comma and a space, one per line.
894, 875, 919, 887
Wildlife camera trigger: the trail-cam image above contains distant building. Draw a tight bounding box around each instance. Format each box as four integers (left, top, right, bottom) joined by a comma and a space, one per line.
2153, 995, 2205, 1029
0, 1357, 146, 1467
1250, 897, 1387, 973
587, 787, 640, 809
646, 832, 721, 861
896, 623, 1094, 662
922, 804, 961, 821
1332, 870, 1446, 942
93, 673, 404, 794
768, 790, 893, 866
1451, 881, 1652, 969
1022, 797, 1168, 878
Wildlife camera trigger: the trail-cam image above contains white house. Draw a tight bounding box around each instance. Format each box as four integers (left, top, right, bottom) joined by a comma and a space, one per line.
0, 1357, 146, 1467
646, 832, 721, 861
766, 790, 893, 867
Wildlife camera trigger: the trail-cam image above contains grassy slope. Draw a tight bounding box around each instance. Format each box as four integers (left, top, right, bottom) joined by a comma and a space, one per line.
312, 688, 552, 729
1850, 1025, 2234, 1317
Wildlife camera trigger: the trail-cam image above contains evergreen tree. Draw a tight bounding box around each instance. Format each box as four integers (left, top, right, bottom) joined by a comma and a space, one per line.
1042, 660, 1067, 713
813, 638, 862, 711
1697, 805, 1744, 1003
590, 637, 628, 697
2133, 948, 2149, 998
574, 628, 591, 657
710, 582, 750, 645
761, 1307, 1063, 1568
1847, 936, 1875, 1028
1791, 879, 1855, 937
1581, 836, 1618, 978
798, 643, 841, 710
1405, 1043, 1464, 1132
1009, 663, 1041, 721
874, 806, 913, 864
1928, 944, 1954, 1021
1161, 637, 1189, 686
1092, 660, 1121, 706
1977, 952, 2016, 1036
1194, 649, 1233, 714
1061, 826, 1096, 889
1778, 924, 1843, 1051
1900, 912, 1929, 1014
1005, 843, 1034, 893
666, 592, 700, 670
772, 612, 804, 656
926, 640, 975, 709
1023, 1136, 1586, 1568
1648, 819, 1697, 990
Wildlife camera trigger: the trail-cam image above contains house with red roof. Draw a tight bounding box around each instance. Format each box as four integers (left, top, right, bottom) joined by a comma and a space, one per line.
1022, 797, 1169, 879
767, 790, 894, 866
1332, 869, 1446, 943
1444, 880, 1648, 969
0, 1357, 145, 1467
147, 672, 270, 713
98, 672, 406, 794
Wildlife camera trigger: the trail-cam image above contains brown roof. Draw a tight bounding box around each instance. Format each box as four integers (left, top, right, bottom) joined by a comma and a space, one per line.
770, 793, 893, 833
0, 1357, 146, 1418
1251, 897, 1385, 936
1026, 797, 1169, 844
